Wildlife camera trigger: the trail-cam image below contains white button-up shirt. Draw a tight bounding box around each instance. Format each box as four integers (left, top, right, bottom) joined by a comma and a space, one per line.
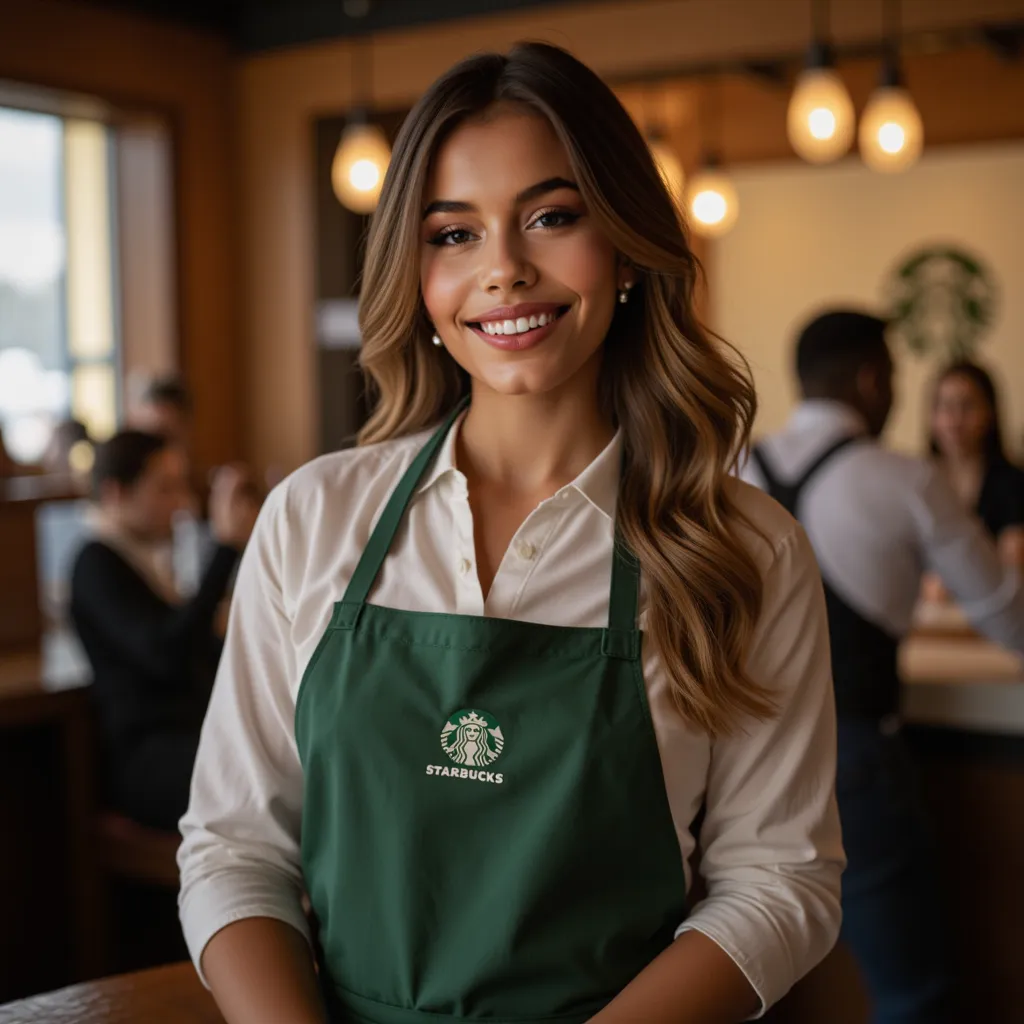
178, 414, 844, 1016
739, 400, 1024, 651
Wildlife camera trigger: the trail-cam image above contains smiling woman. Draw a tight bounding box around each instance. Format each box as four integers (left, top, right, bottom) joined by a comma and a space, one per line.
179, 42, 844, 1024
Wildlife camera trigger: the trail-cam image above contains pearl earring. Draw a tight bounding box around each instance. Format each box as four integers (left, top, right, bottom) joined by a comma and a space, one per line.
432, 333, 443, 347
618, 282, 634, 304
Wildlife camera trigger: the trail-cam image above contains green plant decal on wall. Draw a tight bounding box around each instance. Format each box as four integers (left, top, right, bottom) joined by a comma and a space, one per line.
886, 245, 997, 361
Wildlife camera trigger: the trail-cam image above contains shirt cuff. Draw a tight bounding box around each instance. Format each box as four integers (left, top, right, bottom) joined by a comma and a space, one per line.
179, 869, 312, 987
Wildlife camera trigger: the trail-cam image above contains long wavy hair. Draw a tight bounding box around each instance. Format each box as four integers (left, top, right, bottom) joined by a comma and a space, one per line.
358, 43, 770, 735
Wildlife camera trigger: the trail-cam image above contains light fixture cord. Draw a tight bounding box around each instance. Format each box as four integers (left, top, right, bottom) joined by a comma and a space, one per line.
882, 0, 903, 85
812, 0, 830, 43
351, 35, 374, 111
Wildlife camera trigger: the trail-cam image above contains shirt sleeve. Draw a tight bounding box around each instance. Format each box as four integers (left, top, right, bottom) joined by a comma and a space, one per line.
914, 461, 1024, 655
676, 524, 845, 1017
177, 483, 311, 983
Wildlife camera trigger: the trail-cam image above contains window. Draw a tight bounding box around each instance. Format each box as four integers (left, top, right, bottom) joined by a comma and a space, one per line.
0, 106, 119, 466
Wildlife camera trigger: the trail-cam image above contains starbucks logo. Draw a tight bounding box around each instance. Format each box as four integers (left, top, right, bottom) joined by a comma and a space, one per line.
885, 244, 997, 361
441, 709, 504, 767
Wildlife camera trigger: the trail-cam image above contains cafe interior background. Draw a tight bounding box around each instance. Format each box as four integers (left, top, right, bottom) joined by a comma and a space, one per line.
1, 0, 1023, 1020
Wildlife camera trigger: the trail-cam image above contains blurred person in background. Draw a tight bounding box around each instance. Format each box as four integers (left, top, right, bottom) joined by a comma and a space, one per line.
928, 361, 1024, 571
42, 417, 92, 478
70, 430, 258, 830
128, 375, 193, 450
742, 310, 1024, 1024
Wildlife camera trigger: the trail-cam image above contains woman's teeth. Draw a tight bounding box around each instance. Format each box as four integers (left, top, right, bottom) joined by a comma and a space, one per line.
480, 311, 559, 336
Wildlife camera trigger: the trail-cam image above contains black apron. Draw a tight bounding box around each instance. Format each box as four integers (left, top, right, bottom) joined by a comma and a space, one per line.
752, 437, 901, 722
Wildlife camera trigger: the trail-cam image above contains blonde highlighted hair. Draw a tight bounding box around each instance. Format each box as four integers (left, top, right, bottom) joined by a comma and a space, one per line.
358, 43, 770, 735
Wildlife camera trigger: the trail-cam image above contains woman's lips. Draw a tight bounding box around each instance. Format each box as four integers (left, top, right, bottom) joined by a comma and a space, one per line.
467, 306, 569, 352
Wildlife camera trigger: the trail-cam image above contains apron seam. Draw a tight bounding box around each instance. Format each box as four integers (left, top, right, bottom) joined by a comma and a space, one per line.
331, 983, 604, 1023
293, 614, 337, 753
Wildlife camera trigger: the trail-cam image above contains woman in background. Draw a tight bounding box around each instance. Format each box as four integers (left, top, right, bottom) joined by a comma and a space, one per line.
70, 431, 258, 830
930, 361, 1024, 570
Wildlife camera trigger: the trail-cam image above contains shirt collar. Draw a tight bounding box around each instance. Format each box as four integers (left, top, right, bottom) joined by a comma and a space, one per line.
415, 410, 622, 521
788, 399, 868, 437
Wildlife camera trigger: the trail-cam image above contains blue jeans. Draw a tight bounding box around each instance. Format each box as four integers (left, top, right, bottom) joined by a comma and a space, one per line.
837, 719, 955, 1024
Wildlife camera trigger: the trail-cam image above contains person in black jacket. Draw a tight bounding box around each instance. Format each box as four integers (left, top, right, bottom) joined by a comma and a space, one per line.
929, 361, 1024, 571
70, 430, 259, 830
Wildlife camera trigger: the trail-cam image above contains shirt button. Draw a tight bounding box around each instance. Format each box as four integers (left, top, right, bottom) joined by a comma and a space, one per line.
458, 558, 472, 576
516, 541, 536, 561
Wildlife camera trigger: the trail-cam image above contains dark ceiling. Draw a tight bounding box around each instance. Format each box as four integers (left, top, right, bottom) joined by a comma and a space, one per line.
81, 0, 578, 53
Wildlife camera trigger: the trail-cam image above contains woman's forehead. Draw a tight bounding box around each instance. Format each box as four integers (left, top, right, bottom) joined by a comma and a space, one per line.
424, 108, 572, 206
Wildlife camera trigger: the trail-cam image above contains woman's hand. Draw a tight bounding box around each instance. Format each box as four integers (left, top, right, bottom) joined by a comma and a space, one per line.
210, 464, 261, 550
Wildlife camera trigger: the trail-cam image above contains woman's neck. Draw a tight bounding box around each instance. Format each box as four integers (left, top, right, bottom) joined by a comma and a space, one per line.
457, 382, 614, 500
939, 451, 985, 508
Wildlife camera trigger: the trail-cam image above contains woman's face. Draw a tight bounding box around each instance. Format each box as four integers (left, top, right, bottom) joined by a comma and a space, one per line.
106, 447, 193, 541
420, 104, 629, 399
932, 373, 992, 458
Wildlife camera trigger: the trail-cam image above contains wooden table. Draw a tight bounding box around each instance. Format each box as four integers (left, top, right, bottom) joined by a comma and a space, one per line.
0, 635, 97, 1000
0, 963, 222, 1023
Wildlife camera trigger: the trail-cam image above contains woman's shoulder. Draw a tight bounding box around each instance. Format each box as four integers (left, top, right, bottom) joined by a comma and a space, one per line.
987, 456, 1024, 489
722, 475, 812, 578
266, 428, 437, 533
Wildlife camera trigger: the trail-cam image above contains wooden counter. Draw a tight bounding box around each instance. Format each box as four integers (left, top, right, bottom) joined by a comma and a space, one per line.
901, 632, 1024, 733
0, 963, 222, 1024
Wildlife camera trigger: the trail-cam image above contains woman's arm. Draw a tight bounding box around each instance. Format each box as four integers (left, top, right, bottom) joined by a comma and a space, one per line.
201, 919, 325, 1024
623, 520, 844, 1021
589, 931, 758, 1023
998, 526, 1024, 572
179, 484, 316, 1015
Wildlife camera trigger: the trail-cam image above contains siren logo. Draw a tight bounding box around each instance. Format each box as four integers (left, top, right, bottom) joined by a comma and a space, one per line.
440, 708, 504, 766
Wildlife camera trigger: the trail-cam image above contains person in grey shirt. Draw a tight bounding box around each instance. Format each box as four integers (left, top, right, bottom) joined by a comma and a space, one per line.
741, 310, 1024, 1024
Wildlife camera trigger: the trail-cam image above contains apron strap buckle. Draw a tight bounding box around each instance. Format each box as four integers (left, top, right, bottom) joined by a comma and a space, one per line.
332, 601, 364, 631
602, 628, 639, 661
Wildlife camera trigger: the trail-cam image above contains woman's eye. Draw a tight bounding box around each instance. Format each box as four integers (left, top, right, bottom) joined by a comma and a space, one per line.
428, 227, 475, 247
530, 209, 580, 230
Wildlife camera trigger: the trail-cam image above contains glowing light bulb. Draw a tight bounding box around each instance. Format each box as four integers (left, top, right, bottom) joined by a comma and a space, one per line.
787, 67, 855, 163
686, 168, 739, 239
331, 122, 391, 213
859, 86, 923, 173
808, 107, 837, 140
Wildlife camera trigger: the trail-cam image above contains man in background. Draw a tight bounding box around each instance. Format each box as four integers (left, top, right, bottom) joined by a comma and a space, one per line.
742, 310, 1024, 1024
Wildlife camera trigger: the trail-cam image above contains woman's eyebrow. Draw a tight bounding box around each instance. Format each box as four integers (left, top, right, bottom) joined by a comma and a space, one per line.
421, 177, 580, 220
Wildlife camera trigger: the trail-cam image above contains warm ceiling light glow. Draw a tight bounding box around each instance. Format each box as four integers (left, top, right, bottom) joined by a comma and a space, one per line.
686, 168, 739, 238
331, 122, 391, 213
859, 86, 924, 173
648, 136, 686, 209
787, 67, 855, 163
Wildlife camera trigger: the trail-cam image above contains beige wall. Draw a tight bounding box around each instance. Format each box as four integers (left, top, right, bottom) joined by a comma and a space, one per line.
238, 0, 1024, 474
712, 142, 1024, 457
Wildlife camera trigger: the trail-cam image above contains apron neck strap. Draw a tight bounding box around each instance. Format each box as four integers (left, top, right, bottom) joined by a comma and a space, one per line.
341, 398, 468, 607
607, 532, 640, 637
340, 398, 640, 637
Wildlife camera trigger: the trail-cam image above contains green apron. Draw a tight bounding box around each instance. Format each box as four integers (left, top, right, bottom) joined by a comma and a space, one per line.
295, 403, 687, 1024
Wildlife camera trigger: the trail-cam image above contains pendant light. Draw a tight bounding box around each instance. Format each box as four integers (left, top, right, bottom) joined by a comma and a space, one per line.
686, 79, 739, 239
331, 15, 390, 214
859, 0, 923, 173
787, 0, 855, 164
